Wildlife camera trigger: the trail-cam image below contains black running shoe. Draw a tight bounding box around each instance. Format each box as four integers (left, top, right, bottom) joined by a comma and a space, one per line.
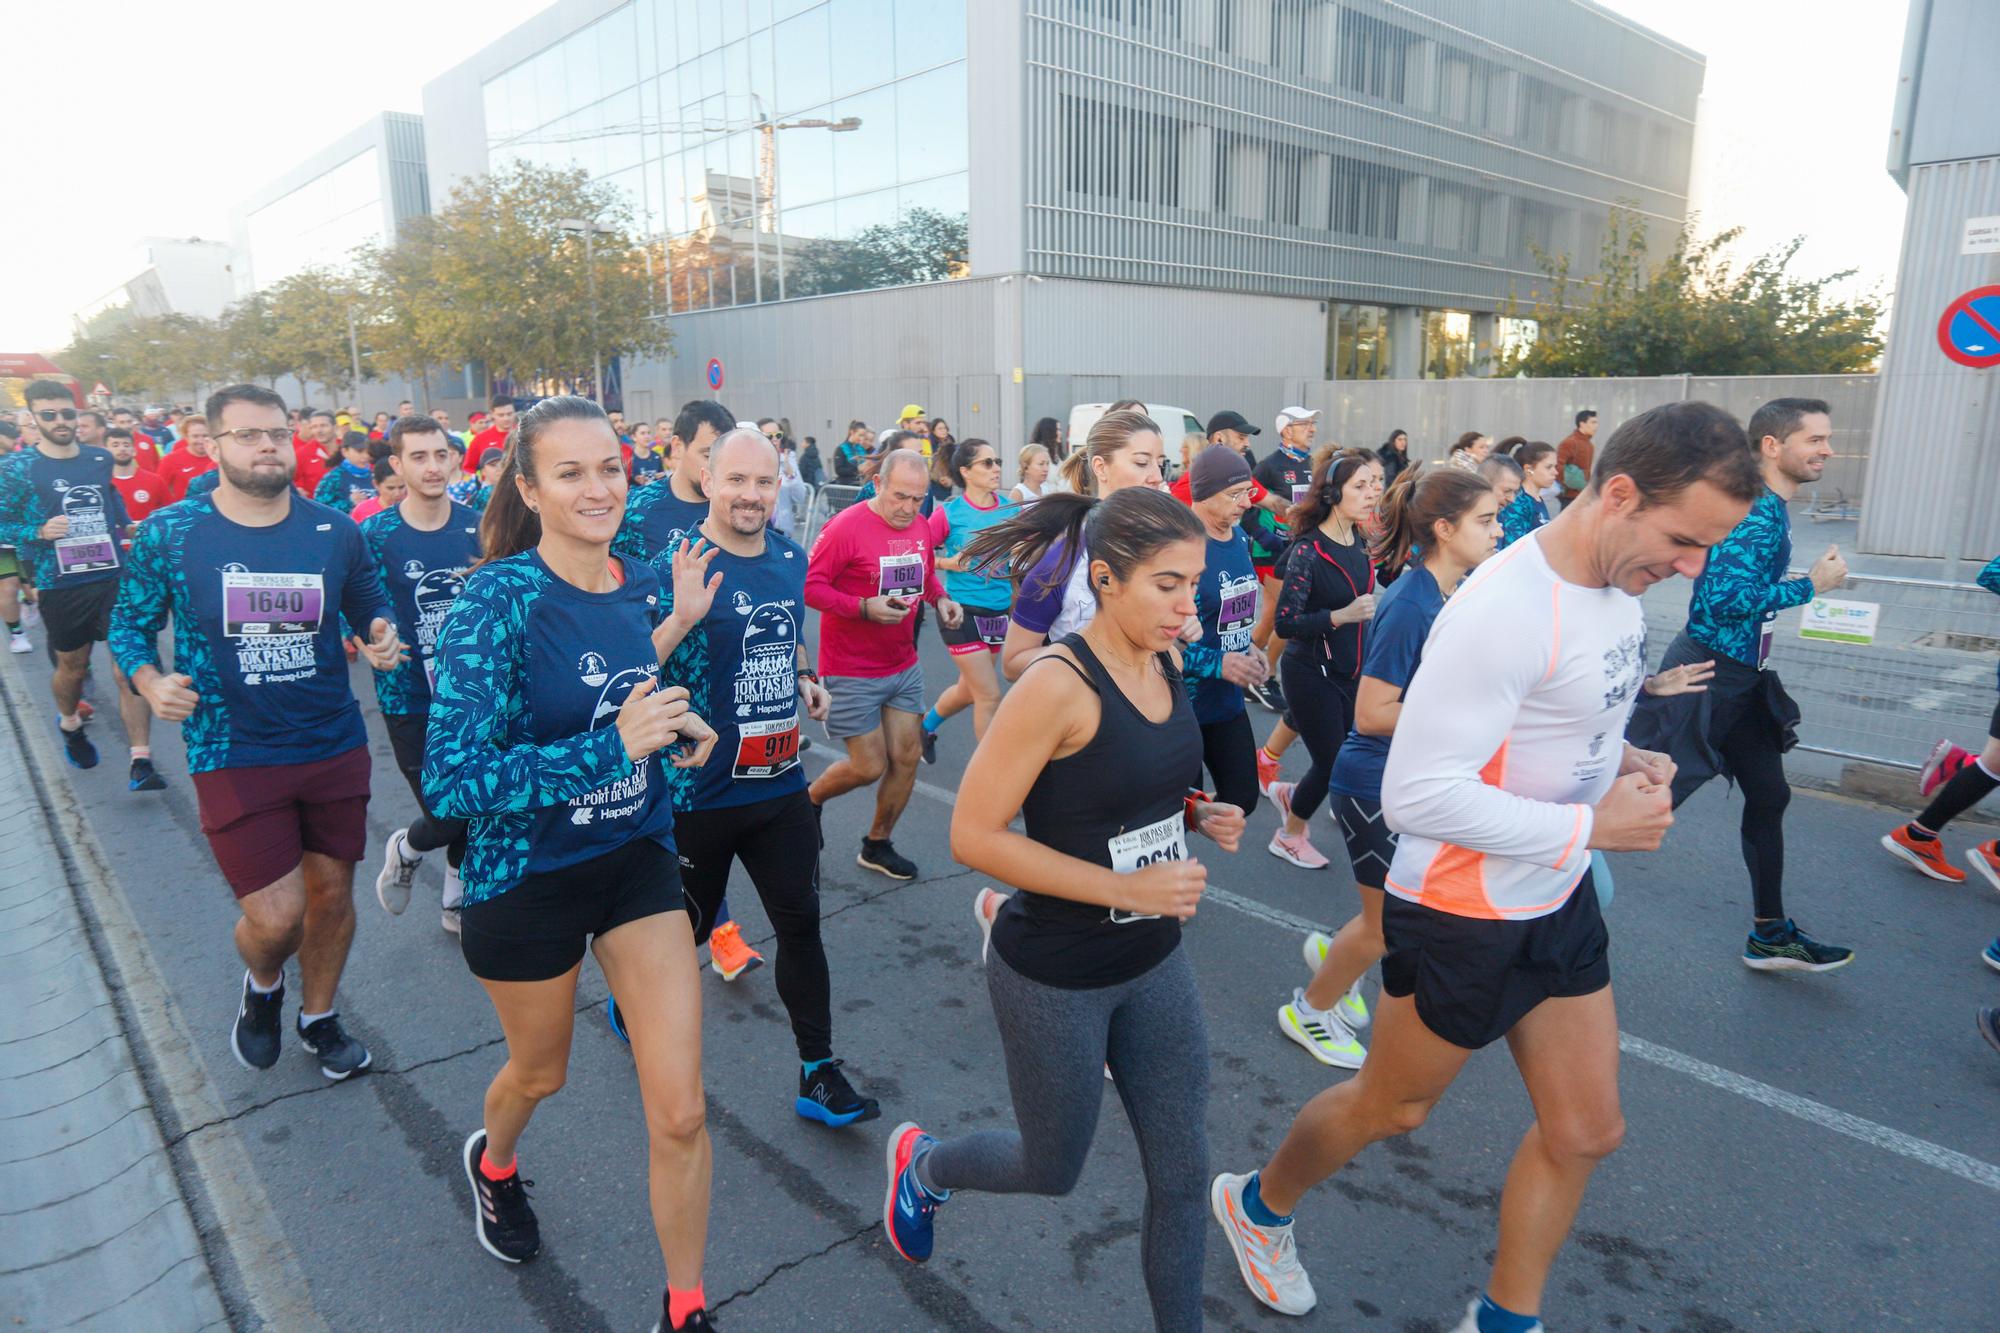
1978, 1007, 2000, 1058
858, 838, 917, 881
230, 974, 284, 1071
920, 727, 938, 765
652, 1302, 718, 1332
463, 1129, 541, 1263
297, 1013, 373, 1080
796, 1058, 882, 1127
59, 721, 98, 770
1742, 920, 1854, 973
128, 756, 167, 792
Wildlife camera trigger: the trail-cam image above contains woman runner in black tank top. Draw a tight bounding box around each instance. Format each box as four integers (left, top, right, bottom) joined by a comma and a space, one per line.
880, 489, 1246, 1333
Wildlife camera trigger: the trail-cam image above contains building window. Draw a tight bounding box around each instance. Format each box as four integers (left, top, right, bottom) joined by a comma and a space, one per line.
1422, 310, 1473, 379
1337, 9, 1413, 103
1330, 156, 1404, 239
1060, 96, 1184, 206
1329, 303, 1393, 380
1497, 316, 1539, 362
1266, 142, 1306, 226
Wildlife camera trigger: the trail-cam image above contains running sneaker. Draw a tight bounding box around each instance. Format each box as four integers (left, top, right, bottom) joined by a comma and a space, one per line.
1301, 932, 1371, 1030
462, 1129, 540, 1264
1256, 746, 1281, 800
707, 920, 764, 981
1982, 938, 2000, 974
651, 1301, 718, 1332
973, 887, 1005, 965
1742, 920, 1854, 973
74, 699, 93, 721
797, 1059, 881, 1127
1269, 828, 1329, 870
606, 995, 630, 1044
442, 906, 462, 935
374, 827, 422, 914
1246, 678, 1280, 713
8, 628, 30, 654
127, 756, 167, 792
297, 1013, 373, 1080
858, 837, 918, 880
1210, 1172, 1316, 1315
1919, 740, 1972, 799
1449, 1298, 1542, 1333
1277, 990, 1366, 1069
59, 721, 98, 770
1879, 825, 1966, 883
883, 1121, 944, 1262
1979, 1007, 2000, 1058
1968, 841, 2000, 894
230, 973, 284, 1071
920, 727, 938, 766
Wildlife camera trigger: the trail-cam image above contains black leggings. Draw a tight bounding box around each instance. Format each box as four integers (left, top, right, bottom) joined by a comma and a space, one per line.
1279, 654, 1357, 822
675, 788, 833, 1062
1669, 679, 1790, 921
1198, 711, 1260, 814
385, 713, 467, 868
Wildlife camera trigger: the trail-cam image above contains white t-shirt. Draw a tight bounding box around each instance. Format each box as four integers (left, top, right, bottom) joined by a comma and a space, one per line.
1380, 533, 1646, 920
1048, 549, 1096, 641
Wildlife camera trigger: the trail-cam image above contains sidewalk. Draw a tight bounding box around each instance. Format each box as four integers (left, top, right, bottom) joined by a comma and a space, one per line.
0, 677, 227, 1330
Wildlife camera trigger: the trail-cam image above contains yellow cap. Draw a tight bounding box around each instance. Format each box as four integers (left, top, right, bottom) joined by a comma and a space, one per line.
900, 403, 926, 421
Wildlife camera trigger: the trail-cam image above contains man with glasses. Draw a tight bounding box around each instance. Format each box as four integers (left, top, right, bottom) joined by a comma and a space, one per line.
111, 383, 403, 1080
0, 380, 154, 781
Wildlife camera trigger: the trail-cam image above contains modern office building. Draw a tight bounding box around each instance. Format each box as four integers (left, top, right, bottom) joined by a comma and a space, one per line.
422, 0, 1700, 445
228, 113, 431, 298
72, 237, 236, 332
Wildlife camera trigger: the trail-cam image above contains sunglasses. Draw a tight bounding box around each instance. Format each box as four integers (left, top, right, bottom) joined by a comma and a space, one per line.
34, 408, 78, 422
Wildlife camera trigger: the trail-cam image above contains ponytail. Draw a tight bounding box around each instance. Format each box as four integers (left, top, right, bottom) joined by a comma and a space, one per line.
1371, 463, 1494, 573
964, 491, 1094, 598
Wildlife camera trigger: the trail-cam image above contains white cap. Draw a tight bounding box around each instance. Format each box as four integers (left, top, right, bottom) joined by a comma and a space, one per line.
1275, 406, 1321, 432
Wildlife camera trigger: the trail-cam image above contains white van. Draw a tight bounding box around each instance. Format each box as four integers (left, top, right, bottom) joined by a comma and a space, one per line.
1066, 402, 1206, 461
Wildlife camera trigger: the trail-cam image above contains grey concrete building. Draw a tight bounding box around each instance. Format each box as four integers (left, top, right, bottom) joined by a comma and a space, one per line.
421, 0, 1700, 447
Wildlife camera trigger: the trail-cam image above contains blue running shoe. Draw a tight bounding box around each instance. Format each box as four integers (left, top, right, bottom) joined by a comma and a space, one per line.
883, 1121, 943, 1262
606, 995, 630, 1044
1981, 938, 2000, 975
797, 1058, 879, 1127
59, 721, 97, 770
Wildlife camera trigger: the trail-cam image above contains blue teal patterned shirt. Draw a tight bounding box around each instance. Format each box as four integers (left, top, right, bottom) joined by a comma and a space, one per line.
313, 461, 374, 514
1497, 491, 1550, 549
1686, 488, 1814, 667
359, 501, 483, 716
0, 446, 131, 590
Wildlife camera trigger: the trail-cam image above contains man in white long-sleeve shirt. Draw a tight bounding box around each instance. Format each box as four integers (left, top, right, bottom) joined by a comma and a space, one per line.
1212, 402, 1761, 1332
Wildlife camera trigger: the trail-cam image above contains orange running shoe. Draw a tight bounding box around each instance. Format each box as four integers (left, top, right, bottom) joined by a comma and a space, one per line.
1256, 747, 1281, 801
1968, 840, 2000, 894
1879, 825, 1965, 883
708, 920, 765, 981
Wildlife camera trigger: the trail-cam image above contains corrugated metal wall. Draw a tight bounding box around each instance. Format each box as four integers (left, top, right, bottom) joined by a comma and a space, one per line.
1860, 155, 2000, 561
382, 112, 431, 230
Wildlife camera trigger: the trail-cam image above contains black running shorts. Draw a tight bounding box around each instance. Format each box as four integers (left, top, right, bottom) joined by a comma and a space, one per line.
1379, 870, 1609, 1050
458, 837, 684, 983
42, 580, 118, 654
1333, 794, 1395, 887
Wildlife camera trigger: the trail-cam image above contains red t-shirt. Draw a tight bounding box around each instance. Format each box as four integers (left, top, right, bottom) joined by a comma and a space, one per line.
111, 468, 169, 543
293, 439, 331, 497
156, 449, 216, 503
350, 496, 385, 523
804, 500, 945, 679
467, 427, 509, 473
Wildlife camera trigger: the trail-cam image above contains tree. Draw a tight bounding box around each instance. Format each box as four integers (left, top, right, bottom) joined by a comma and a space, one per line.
786, 208, 969, 299
218, 292, 293, 388
1497, 206, 1885, 378
264, 266, 364, 394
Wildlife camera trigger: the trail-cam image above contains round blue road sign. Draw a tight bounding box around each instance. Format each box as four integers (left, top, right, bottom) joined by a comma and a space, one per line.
706, 357, 725, 390
1937, 286, 2000, 369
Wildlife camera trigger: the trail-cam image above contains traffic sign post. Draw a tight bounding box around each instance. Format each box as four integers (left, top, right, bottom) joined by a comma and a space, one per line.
1936, 283, 1999, 581
1936, 285, 2000, 369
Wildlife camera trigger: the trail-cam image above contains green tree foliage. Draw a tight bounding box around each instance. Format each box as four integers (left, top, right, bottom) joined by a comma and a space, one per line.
1498, 207, 1885, 377
263, 266, 363, 393
786, 208, 969, 298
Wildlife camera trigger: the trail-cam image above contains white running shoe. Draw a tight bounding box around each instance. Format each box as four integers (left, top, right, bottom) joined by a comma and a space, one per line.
973, 887, 1006, 965
374, 828, 420, 915
1210, 1172, 1316, 1316
7, 628, 29, 654
442, 861, 464, 911
1277, 989, 1366, 1069
1300, 932, 1372, 1029
1450, 1297, 1542, 1332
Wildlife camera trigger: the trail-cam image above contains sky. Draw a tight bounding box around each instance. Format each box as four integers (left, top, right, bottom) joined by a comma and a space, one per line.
0, 0, 1913, 353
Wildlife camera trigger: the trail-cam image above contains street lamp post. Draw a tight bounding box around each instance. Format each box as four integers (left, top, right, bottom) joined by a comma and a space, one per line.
746, 98, 860, 303
558, 217, 619, 403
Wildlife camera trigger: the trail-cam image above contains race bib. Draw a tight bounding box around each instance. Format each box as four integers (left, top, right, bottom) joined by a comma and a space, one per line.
877, 551, 924, 598
1217, 576, 1258, 636
1105, 811, 1187, 924
1291, 483, 1310, 506
973, 613, 1009, 647
223, 571, 324, 638
54, 534, 119, 576
732, 712, 801, 779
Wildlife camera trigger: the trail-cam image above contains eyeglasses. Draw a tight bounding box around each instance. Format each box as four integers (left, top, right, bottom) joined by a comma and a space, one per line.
34, 408, 78, 422
970, 457, 1000, 468
215, 427, 292, 446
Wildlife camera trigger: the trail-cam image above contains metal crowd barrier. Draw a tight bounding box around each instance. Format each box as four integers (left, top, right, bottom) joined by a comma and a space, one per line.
801, 483, 863, 551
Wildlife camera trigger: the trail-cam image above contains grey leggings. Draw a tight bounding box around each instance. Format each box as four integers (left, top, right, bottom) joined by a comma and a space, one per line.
917, 945, 1210, 1332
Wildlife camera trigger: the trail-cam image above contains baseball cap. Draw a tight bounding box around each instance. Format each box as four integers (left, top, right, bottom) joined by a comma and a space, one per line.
1275, 406, 1321, 433
899, 403, 926, 421
1205, 410, 1260, 437
1189, 443, 1254, 501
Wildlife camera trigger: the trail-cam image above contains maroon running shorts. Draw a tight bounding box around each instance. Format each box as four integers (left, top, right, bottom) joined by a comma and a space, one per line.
191, 744, 372, 897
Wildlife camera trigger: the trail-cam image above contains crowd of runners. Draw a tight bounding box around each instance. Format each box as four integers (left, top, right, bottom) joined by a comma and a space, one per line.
2, 377, 1997, 1332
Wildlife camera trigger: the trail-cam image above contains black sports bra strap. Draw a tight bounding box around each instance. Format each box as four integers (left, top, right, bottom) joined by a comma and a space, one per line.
1027, 647, 1099, 693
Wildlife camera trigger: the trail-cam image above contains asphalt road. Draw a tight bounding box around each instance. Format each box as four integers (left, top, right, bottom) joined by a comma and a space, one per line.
16, 615, 2000, 1333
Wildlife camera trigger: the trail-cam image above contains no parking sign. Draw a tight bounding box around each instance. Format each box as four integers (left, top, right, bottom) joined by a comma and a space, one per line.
1937, 286, 2000, 369
706, 357, 725, 390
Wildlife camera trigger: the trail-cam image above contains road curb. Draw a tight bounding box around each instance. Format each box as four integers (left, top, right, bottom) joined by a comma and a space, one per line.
0, 653, 327, 1332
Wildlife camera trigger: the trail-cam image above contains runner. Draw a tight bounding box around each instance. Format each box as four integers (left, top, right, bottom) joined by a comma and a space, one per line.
421, 395, 720, 1332
1278, 466, 1501, 1067
1267, 449, 1385, 869
630, 420, 665, 484
293, 410, 338, 499
1634, 397, 1854, 971
1212, 400, 1761, 1327
109, 383, 405, 1080
1251, 407, 1321, 692
625, 427, 880, 1129
1878, 551, 2000, 908
615, 396, 764, 979
0, 379, 158, 787
1185, 446, 1281, 814
1009, 443, 1051, 504
360, 415, 482, 934
804, 448, 964, 880
921, 438, 1017, 764
349, 457, 405, 522
313, 432, 376, 514
464, 396, 515, 476
106, 427, 169, 542
157, 411, 218, 502
882, 487, 1245, 1333
1498, 442, 1557, 548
